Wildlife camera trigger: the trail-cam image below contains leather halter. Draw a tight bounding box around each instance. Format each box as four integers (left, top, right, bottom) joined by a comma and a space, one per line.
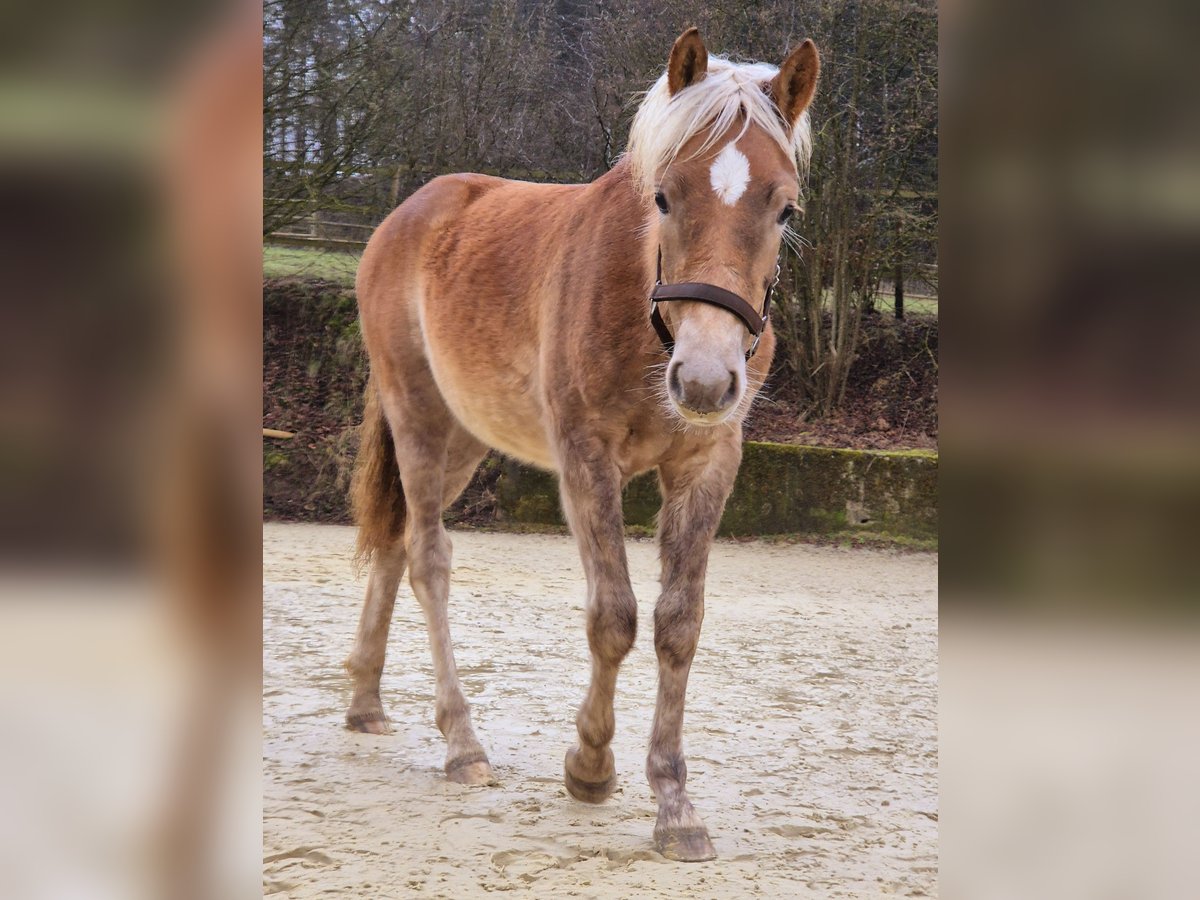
649, 247, 778, 360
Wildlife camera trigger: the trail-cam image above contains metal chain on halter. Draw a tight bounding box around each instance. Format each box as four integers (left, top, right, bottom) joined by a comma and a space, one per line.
746, 258, 781, 359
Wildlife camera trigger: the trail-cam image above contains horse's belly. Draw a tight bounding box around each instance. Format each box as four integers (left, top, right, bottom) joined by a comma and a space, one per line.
459, 399, 555, 471
428, 354, 556, 471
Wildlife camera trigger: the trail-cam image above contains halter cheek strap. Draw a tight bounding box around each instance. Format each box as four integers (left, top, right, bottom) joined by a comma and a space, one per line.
649, 247, 776, 360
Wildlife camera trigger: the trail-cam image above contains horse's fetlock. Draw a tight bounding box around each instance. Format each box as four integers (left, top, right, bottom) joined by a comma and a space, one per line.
435, 696, 469, 736
344, 652, 379, 681
647, 750, 688, 787
577, 713, 615, 750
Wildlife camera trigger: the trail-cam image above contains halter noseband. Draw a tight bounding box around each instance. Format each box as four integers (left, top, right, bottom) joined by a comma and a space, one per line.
649, 247, 777, 360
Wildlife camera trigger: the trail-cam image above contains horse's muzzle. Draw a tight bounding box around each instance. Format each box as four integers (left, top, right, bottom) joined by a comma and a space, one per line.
667, 357, 742, 421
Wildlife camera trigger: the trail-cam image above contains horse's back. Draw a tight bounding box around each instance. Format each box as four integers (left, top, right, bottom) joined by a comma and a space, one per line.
356, 174, 507, 351
356, 173, 584, 469
357, 172, 579, 335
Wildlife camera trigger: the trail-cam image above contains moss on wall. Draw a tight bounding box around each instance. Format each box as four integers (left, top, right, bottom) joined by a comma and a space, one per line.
722, 443, 937, 540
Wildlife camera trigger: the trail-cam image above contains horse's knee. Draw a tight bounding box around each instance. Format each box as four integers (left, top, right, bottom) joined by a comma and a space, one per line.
654, 594, 703, 669
587, 591, 637, 664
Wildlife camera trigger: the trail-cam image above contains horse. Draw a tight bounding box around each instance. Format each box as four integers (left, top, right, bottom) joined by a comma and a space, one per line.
344, 27, 819, 862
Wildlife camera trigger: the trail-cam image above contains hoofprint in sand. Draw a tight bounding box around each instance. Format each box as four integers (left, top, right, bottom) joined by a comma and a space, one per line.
264, 523, 937, 898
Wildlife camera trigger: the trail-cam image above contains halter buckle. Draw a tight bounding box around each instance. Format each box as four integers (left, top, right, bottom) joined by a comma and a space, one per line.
745, 333, 762, 360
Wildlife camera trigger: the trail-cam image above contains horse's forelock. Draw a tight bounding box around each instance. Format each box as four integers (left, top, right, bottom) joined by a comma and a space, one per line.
625, 55, 813, 196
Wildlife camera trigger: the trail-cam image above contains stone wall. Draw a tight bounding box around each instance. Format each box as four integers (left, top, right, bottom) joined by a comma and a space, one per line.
494, 444, 937, 545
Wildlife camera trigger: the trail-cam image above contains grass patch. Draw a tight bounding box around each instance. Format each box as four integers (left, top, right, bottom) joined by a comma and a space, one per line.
263, 244, 361, 286
890, 294, 938, 317
868, 293, 938, 317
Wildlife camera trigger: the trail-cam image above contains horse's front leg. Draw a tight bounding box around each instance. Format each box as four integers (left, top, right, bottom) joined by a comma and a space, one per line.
648, 438, 741, 861
557, 439, 637, 804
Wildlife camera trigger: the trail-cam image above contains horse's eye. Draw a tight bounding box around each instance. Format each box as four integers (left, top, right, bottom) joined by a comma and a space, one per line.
778, 204, 797, 225
654, 191, 670, 214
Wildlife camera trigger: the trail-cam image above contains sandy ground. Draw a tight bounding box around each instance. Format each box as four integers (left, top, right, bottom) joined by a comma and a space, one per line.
264, 523, 937, 898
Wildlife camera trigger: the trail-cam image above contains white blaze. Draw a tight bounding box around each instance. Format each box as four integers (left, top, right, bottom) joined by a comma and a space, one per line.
709, 142, 751, 205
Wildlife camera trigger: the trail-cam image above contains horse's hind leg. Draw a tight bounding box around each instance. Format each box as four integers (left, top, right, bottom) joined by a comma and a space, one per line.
345, 430, 486, 738
346, 378, 409, 734
346, 374, 490, 784
346, 536, 407, 733
394, 408, 494, 784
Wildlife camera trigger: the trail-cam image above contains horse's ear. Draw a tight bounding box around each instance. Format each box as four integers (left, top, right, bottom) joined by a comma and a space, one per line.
667, 27, 708, 96
770, 39, 820, 129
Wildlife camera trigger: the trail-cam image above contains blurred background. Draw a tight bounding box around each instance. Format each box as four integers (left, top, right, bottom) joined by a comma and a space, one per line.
941, 0, 1200, 896
0, 0, 261, 897
0, 0, 1197, 896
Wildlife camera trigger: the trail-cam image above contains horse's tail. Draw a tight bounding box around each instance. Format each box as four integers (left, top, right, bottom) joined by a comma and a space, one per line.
351, 373, 406, 570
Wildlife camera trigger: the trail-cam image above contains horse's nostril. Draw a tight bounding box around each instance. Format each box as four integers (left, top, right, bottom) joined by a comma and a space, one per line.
667, 362, 683, 399
721, 371, 740, 407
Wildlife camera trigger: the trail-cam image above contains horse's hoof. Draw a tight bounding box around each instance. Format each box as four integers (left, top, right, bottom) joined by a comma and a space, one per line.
346, 709, 393, 734
445, 752, 496, 786
654, 825, 717, 862
563, 747, 617, 803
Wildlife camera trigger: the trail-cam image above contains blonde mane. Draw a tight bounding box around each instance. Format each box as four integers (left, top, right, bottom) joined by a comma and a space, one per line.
625, 55, 813, 197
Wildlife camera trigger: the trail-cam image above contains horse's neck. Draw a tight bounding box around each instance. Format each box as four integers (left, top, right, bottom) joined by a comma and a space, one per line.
582, 158, 654, 283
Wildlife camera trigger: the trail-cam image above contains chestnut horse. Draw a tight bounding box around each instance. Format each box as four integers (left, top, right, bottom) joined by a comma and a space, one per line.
345, 28, 819, 861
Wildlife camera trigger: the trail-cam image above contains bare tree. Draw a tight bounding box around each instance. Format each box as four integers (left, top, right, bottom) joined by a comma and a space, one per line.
774, 0, 938, 415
